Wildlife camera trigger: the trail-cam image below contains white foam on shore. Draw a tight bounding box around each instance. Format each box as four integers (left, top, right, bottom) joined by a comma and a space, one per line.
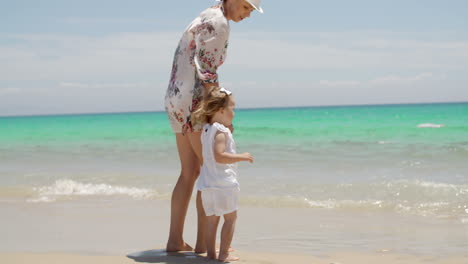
417, 123, 444, 128
28, 179, 156, 203
24, 179, 468, 219
240, 179, 468, 218
304, 198, 387, 210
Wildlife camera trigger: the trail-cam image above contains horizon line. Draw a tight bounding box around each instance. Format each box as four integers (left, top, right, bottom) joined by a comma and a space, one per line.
1, 100, 467, 118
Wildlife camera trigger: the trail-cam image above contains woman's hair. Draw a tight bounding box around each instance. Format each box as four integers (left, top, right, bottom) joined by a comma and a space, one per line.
192, 86, 231, 125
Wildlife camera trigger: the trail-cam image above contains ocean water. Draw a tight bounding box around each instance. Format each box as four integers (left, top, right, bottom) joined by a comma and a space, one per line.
1, 103, 467, 221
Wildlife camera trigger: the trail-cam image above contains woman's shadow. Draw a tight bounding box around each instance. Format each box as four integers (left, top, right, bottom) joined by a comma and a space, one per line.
127, 249, 218, 264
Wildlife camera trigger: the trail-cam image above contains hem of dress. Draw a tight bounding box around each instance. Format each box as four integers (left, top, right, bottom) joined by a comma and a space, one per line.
196, 185, 240, 191
205, 207, 238, 217
172, 127, 203, 135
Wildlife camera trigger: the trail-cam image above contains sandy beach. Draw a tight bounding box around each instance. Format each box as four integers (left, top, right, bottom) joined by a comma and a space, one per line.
2, 198, 467, 264
2, 250, 467, 264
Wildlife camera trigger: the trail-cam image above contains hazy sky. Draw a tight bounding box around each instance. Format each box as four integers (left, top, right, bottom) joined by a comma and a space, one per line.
1, 0, 468, 116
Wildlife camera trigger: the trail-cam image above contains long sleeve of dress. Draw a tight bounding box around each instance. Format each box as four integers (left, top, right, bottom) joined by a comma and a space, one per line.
194, 21, 229, 84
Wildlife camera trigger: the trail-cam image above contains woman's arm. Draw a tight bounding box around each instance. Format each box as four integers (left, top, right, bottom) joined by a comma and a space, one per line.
203, 82, 219, 94
213, 132, 253, 164
194, 19, 229, 87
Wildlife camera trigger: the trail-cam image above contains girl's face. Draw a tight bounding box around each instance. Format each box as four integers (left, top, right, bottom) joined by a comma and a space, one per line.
225, 0, 255, 22
220, 96, 236, 125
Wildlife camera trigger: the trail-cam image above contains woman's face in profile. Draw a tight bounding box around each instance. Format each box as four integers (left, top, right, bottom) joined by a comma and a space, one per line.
226, 0, 255, 22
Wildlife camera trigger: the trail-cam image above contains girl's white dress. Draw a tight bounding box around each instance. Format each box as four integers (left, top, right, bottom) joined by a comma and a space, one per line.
196, 122, 239, 216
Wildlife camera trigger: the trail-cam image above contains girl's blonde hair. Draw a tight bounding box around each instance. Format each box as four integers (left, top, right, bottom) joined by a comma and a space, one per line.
192, 86, 231, 125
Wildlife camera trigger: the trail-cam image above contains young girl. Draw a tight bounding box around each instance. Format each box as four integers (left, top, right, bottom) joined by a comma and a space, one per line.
192, 86, 254, 262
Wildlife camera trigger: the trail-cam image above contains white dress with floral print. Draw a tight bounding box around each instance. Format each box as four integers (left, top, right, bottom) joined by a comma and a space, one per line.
165, 5, 229, 134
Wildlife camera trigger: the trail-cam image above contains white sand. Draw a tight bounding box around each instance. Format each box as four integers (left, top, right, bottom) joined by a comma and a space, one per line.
1, 198, 466, 263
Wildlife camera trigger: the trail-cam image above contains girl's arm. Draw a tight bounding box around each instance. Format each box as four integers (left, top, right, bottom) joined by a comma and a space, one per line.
213, 132, 253, 164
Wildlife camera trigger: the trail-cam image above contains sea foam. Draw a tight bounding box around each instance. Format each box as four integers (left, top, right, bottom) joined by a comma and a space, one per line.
28, 179, 155, 203
417, 123, 444, 128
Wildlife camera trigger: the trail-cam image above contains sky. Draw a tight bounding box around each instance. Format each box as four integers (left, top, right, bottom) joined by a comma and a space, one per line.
1, 0, 468, 116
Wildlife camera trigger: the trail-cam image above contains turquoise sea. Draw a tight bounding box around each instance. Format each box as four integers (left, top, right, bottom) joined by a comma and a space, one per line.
1, 102, 467, 221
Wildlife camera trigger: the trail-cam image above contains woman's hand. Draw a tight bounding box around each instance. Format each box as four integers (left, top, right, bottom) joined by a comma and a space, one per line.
227, 124, 234, 133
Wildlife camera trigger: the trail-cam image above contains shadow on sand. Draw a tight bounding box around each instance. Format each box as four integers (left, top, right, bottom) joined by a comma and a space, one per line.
127, 249, 218, 264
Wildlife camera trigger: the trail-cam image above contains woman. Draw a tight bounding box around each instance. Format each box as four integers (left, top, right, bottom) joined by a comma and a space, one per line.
164, 0, 263, 253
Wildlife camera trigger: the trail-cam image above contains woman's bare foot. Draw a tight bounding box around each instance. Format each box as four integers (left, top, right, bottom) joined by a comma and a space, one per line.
166, 241, 193, 252
218, 252, 239, 262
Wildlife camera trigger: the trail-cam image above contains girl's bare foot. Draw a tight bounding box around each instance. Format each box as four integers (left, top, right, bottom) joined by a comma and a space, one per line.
217, 247, 234, 253
206, 253, 217, 260
166, 241, 193, 252
218, 253, 239, 262
194, 246, 206, 254
195, 247, 234, 254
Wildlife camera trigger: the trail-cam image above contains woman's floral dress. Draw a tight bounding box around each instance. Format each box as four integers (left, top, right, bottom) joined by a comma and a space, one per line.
165, 5, 230, 134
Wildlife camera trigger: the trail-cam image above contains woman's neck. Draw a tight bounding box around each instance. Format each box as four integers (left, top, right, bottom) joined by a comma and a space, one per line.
221, 1, 231, 21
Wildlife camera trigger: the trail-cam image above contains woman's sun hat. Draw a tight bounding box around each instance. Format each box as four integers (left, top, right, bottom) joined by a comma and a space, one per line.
246, 0, 264, 13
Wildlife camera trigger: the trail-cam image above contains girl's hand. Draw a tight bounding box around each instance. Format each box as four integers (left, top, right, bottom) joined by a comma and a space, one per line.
240, 152, 254, 163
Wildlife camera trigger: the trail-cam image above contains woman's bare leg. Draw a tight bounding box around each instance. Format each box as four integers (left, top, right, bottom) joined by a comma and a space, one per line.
186, 131, 209, 253
166, 133, 200, 252
218, 211, 239, 262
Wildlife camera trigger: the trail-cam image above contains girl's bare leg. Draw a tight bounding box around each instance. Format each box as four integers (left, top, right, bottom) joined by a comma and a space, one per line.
205, 215, 220, 259
195, 190, 207, 253
166, 133, 200, 252
218, 211, 239, 262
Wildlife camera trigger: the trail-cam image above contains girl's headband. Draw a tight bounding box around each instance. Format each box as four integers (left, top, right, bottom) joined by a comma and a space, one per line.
219, 87, 232, 95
